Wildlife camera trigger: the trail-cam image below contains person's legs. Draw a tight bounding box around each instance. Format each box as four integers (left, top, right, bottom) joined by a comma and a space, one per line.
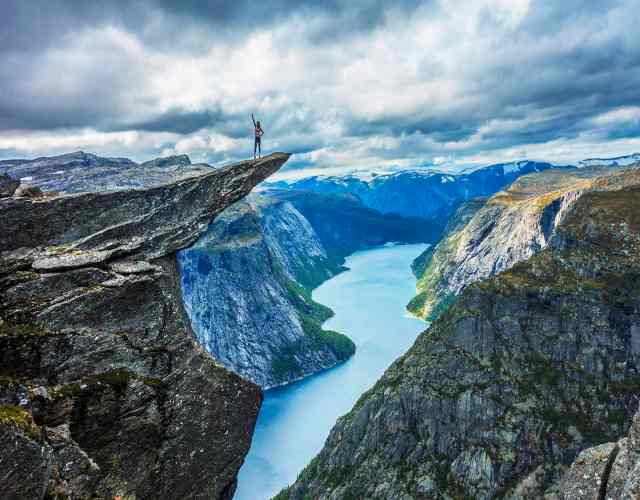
257, 136, 261, 158
254, 137, 258, 159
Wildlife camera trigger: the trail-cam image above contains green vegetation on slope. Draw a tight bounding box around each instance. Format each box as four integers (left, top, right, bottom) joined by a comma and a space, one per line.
407, 228, 465, 320
271, 272, 355, 381
293, 255, 348, 293
0, 404, 41, 441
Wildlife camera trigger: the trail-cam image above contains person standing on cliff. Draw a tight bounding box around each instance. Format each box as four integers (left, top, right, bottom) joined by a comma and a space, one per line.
252, 114, 264, 160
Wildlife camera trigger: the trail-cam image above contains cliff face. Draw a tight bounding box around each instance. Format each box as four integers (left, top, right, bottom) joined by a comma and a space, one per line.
280, 167, 640, 499
178, 195, 354, 389
550, 408, 640, 499
408, 165, 632, 321
0, 153, 289, 499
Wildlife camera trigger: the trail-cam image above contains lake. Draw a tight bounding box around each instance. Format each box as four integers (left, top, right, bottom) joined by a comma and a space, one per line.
235, 243, 429, 499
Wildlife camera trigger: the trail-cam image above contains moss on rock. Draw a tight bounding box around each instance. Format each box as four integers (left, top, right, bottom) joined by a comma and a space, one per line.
0, 404, 41, 441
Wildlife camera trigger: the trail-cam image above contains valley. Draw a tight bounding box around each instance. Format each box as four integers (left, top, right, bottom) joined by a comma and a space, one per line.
3, 3, 640, 498
236, 243, 428, 499
1, 150, 639, 499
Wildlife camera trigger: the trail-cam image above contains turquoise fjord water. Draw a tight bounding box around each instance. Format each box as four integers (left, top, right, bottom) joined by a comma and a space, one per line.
235, 243, 429, 500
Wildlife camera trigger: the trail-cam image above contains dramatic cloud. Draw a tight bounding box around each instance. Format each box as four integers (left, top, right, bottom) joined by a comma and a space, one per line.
1, 0, 639, 176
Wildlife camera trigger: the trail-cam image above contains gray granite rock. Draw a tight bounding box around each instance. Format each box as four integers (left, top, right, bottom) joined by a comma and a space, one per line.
0, 150, 215, 194
179, 194, 354, 388
550, 409, 640, 499
0, 423, 52, 500
0, 153, 289, 499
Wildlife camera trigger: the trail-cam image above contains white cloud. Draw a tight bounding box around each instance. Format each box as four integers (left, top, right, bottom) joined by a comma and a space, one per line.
592, 107, 640, 126
0, 129, 178, 161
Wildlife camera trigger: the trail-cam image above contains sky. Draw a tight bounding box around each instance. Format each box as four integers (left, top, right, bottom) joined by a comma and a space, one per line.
1, 0, 640, 179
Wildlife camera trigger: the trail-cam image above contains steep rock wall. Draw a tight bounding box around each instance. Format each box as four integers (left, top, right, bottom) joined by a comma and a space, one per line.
178, 195, 354, 388
0, 153, 289, 499
409, 165, 635, 321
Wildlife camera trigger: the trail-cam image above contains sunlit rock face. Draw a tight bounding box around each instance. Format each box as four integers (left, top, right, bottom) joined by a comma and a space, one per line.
408, 163, 637, 321
179, 195, 355, 389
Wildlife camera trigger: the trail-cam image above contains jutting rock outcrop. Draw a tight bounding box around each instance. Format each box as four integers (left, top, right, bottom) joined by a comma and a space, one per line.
279, 167, 640, 499
0, 153, 289, 499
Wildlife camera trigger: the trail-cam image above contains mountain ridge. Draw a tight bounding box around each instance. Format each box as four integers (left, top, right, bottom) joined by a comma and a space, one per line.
408, 162, 640, 321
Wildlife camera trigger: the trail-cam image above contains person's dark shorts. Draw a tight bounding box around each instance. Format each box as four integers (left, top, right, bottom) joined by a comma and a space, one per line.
255, 136, 261, 145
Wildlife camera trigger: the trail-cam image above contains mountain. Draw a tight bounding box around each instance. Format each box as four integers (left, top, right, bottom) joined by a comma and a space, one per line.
266, 160, 558, 222
178, 195, 354, 389
0, 151, 214, 193
0, 150, 440, 391
266, 189, 442, 259
278, 165, 640, 499
0, 154, 289, 499
178, 190, 437, 388
579, 152, 640, 168
408, 163, 638, 321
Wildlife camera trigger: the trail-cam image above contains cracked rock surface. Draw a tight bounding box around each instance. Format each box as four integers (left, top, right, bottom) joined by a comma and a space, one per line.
0, 153, 289, 499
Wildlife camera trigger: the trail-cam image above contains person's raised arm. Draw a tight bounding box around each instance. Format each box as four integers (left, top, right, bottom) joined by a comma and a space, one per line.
251, 113, 256, 127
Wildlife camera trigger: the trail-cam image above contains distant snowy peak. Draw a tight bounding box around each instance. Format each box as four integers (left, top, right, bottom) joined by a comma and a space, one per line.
275, 169, 466, 188
496, 160, 547, 174
578, 153, 640, 168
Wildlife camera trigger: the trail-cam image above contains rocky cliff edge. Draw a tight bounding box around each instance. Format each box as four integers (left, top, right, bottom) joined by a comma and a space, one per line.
0, 153, 289, 499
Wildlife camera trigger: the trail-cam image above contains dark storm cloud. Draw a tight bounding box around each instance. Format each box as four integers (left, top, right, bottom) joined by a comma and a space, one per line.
1, 0, 425, 54
119, 108, 227, 135
1, 2, 146, 52
603, 121, 640, 141
345, 116, 481, 143
0, 0, 427, 133
152, 0, 426, 34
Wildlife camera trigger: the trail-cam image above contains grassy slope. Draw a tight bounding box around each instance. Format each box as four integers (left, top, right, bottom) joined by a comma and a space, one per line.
270, 270, 355, 380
